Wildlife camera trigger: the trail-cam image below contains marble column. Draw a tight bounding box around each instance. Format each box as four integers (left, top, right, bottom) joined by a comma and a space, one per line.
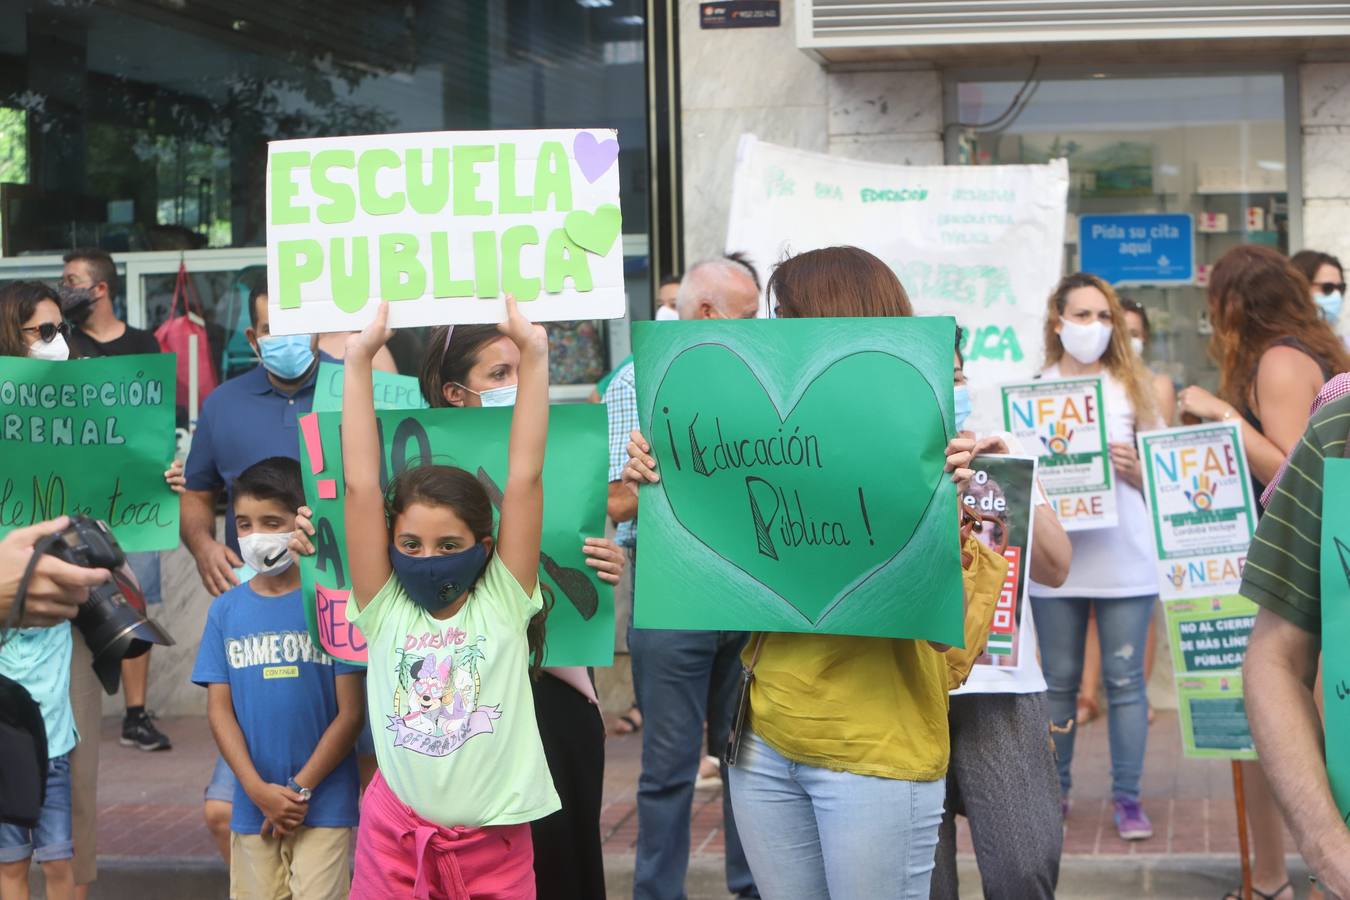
827, 70, 944, 166
678, 0, 829, 265
1300, 62, 1350, 341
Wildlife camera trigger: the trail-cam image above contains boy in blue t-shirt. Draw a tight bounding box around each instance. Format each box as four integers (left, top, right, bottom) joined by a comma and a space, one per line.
0, 623, 77, 900
192, 457, 363, 899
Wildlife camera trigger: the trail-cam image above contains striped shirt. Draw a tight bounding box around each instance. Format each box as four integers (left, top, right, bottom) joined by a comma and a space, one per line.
603, 361, 639, 548
1239, 390, 1350, 634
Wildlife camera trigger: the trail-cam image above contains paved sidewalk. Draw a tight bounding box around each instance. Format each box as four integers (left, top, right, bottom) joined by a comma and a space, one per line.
90, 710, 1285, 896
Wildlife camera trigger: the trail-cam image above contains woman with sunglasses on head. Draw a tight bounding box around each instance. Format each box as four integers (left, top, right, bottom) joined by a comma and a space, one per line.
1177, 244, 1349, 900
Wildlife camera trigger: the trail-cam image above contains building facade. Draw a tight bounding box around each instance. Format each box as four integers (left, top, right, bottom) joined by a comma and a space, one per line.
674, 0, 1350, 388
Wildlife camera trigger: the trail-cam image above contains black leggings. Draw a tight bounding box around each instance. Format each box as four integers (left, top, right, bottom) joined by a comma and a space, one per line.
531, 672, 607, 899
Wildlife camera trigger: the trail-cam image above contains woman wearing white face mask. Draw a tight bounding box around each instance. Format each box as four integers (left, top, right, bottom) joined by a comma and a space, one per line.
1029, 273, 1162, 843
1072, 298, 1177, 732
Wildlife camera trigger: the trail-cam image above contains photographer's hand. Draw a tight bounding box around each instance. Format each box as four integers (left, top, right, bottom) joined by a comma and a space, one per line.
0, 517, 110, 628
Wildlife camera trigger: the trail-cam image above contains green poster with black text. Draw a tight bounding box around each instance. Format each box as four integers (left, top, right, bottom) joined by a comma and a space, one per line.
297, 404, 613, 668
632, 317, 962, 643
311, 361, 428, 414
0, 354, 178, 551
1322, 458, 1350, 820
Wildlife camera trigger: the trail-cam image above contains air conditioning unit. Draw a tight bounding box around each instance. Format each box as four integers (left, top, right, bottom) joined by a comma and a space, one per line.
797, 0, 1350, 53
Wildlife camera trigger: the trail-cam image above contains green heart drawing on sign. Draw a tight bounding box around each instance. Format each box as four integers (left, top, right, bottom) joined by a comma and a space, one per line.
564, 204, 622, 256
652, 343, 945, 625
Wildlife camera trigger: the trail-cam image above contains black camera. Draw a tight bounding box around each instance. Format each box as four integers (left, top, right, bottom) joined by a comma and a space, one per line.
44, 516, 174, 694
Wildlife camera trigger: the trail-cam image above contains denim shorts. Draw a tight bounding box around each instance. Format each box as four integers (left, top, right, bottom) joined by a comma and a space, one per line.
125, 551, 162, 605
0, 754, 73, 863
204, 754, 238, 804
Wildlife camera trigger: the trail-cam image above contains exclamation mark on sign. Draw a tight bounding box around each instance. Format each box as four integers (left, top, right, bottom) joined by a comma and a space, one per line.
858, 486, 874, 546
300, 413, 338, 499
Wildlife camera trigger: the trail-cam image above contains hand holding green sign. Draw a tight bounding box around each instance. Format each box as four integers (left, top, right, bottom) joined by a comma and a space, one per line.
631, 317, 963, 644
266, 129, 627, 335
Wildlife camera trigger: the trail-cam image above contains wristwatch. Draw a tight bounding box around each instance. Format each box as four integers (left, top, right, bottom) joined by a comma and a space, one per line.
286, 777, 312, 802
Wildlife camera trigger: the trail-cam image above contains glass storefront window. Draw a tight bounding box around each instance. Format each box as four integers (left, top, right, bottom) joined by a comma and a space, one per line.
955, 73, 1290, 392
1, 0, 653, 384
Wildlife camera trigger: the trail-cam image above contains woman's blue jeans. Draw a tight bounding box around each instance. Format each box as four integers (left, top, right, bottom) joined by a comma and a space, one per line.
728, 732, 944, 900
1030, 593, 1157, 801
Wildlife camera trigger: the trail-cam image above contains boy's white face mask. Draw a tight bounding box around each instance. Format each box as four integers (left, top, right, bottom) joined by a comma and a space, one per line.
238, 531, 295, 576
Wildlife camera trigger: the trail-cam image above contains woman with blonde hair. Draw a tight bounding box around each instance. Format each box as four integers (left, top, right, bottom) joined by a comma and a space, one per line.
1028, 272, 1162, 842
1178, 243, 1348, 900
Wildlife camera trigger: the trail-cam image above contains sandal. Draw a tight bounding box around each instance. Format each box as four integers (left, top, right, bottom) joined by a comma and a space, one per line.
610, 707, 643, 736
1223, 881, 1293, 900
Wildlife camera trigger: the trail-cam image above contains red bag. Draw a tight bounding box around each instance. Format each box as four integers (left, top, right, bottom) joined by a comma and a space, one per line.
155, 262, 219, 414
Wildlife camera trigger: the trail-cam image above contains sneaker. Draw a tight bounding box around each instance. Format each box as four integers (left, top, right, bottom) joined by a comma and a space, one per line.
1112, 795, 1152, 840
121, 710, 172, 752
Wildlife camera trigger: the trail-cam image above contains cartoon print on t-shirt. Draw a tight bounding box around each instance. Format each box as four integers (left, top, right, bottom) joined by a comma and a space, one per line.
388, 631, 500, 757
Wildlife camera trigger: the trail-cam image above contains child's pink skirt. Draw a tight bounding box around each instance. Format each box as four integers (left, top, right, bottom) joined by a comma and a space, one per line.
350, 771, 535, 900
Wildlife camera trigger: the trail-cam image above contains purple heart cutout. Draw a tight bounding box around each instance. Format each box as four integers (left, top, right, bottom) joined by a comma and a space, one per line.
574, 132, 619, 183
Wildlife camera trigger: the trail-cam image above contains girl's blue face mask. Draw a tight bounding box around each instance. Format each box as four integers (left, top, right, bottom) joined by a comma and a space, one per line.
954, 383, 972, 432
388, 543, 489, 613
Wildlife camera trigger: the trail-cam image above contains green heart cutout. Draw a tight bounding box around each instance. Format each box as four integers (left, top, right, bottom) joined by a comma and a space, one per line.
652, 343, 945, 626
563, 204, 622, 256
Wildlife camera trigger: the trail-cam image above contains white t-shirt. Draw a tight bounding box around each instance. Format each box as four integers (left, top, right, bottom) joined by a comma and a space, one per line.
1027, 365, 1158, 600
954, 432, 1049, 696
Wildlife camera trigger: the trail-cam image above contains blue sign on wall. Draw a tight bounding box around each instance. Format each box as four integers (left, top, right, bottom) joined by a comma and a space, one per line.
1079, 214, 1194, 285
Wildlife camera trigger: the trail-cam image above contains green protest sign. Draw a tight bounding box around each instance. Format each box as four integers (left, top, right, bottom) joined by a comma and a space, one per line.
1138, 424, 1255, 601
265, 129, 627, 335
632, 317, 962, 643
961, 455, 1037, 669
0, 355, 178, 551
1002, 377, 1115, 531
1163, 595, 1257, 676
1321, 459, 1350, 820
1176, 673, 1257, 760
297, 404, 613, 668
310, 362, 428, 414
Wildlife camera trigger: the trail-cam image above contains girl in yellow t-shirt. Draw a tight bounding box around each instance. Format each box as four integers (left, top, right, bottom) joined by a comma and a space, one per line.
622, 246, 978, 900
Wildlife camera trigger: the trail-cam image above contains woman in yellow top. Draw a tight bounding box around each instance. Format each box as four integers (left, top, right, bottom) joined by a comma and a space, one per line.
623, 246, 978, 899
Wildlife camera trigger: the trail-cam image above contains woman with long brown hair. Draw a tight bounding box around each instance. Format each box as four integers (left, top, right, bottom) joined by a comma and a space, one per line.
1028, 272, 1163, 842
1180, 244, 1348, 485
622, 246, 993, 898
1178, 243, 1348, 900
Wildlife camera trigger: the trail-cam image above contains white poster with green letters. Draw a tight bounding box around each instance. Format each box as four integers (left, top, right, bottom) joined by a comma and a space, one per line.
265, 128, 627, 334
724, 135, 1068, 433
